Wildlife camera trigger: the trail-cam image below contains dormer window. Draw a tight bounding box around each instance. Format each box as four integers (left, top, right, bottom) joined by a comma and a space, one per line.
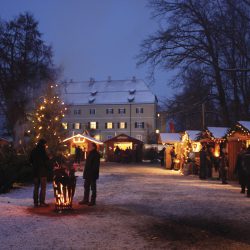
91, 90, 98, 96
88, 97, 95, 103
128, 95, 135, 102
129, 89, 136, 94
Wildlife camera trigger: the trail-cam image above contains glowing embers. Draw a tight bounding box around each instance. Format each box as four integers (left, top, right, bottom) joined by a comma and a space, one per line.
53, 165, 76, 211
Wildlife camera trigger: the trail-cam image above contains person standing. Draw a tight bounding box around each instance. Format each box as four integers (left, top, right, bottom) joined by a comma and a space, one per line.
219, 148, 229, 184
242, 146, 250, 197
199, 146, 207, 179
170, 147, 176, 170
159, 147, 166, 166
30, 139, 50, 207
235, 146, 247, 193
79, 143, 100, 206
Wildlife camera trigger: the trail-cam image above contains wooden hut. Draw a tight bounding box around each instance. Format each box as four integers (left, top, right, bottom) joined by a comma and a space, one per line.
159, 133, 182, 169
197, 127, 229, 177
182, 130, 201, 165
104, 134, 143, 162
63, 133, 103, 156
226, 121, 250, 179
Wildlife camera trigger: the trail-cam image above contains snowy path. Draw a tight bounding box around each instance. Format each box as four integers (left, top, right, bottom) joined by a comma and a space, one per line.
0, 163, 250, 250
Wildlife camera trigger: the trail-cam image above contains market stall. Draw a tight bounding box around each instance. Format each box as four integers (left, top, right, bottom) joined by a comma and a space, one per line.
181, 130, 201, 175
197, 127, 229, 178
104, 134, 143, 162
159, 133, 182, 169
226, 121, 250, 179
62, 133, 103, 156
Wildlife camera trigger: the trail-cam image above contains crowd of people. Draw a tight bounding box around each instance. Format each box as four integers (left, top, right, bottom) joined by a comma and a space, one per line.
199, 145, 227, 183
114, 145, 141, 163
198, 144, 250, 197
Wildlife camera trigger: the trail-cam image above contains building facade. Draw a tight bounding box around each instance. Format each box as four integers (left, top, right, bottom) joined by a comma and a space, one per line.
61, 78, 157, 143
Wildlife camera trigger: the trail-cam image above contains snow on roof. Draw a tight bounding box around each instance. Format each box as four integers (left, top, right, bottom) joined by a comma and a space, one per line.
63, 133, 103, 144
238, 121, 250, 131
60, 79, 156, 105
159, 133, 181, 143
186, 130, 201, 141
207, 127, 229, 139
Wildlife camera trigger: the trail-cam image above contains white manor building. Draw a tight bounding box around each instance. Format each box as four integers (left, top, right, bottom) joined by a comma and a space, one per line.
61, 77, 158, 143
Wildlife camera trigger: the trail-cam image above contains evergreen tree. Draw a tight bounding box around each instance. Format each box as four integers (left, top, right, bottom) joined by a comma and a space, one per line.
30, 84, 67, 155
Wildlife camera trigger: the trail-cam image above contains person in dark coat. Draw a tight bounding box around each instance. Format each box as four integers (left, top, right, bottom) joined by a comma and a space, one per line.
199, 146, 207, 179
79, 143, 100, 206
235, 146, 247, 193
219, 149, 229, 184
242, 146, 250, 197
170, 147, 176, 170
159, 147, 166, 166
30, 139, 50, 207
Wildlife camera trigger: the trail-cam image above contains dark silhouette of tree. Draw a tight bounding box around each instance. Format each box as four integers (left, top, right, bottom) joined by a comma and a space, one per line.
0, 13, 56, 141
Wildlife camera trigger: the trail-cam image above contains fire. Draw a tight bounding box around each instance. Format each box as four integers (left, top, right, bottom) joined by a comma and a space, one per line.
53, 165, 76, 211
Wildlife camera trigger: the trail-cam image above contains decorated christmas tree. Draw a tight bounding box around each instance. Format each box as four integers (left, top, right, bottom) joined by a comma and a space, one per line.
29, 84, 67, 155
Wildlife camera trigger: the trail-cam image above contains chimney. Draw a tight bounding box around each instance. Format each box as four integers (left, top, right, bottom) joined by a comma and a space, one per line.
107, 76, 112, 82
132, 76, 136, 82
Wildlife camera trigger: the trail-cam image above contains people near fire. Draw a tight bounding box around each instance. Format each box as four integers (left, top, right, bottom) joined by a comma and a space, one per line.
170, 146, 176, 170
235, 145, 247, 194
219, 147, 229, 184
30, 138, 50, 207
79, 142, 100, 206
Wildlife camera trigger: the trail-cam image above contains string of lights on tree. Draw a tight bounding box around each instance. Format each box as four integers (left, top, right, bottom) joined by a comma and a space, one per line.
29, 84, 68, 154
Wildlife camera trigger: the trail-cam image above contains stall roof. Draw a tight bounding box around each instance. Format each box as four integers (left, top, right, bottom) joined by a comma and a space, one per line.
238, 121, 250, 132
186, 130, 201, 141
207, 127, 229, 139
159, 133, 181, 144
104, 134, 143, 144
63, 133, 103, 144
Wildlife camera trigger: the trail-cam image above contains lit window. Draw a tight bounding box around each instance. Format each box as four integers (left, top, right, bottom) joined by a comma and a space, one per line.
90, 109, 96, 115
118, 108, 126, 114
62, 123, 68, 129
106, 122, 113, 129
74, 123, 80, 129
119, 122, 126, 129
135, 122, 144, 128
106, 108, 114, 114
136, 107, 143, 114
90, 121, 97, 129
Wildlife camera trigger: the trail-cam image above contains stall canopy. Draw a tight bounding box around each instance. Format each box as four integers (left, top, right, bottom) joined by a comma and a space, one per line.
159, 133, 181, 144
104, 134, 143, 162
198, 127, 229, 142
207, 127, 229, 139
63, 133, 103, 155
63, 133, 103, 145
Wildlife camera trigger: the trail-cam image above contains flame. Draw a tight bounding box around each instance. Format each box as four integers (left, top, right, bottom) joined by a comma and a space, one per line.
53, 182, 72, 209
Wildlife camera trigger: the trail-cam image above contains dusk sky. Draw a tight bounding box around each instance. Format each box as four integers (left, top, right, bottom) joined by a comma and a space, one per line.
0, 0, 174, 103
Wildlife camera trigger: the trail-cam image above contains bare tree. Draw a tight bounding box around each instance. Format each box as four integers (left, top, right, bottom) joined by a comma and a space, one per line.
138, 0, 250, 126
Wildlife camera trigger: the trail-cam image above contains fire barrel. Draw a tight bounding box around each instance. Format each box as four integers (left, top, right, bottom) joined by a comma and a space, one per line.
53, 167, 76, 211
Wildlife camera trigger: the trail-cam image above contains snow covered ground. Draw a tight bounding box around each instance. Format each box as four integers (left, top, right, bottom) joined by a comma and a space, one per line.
0, 162, 250, 250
